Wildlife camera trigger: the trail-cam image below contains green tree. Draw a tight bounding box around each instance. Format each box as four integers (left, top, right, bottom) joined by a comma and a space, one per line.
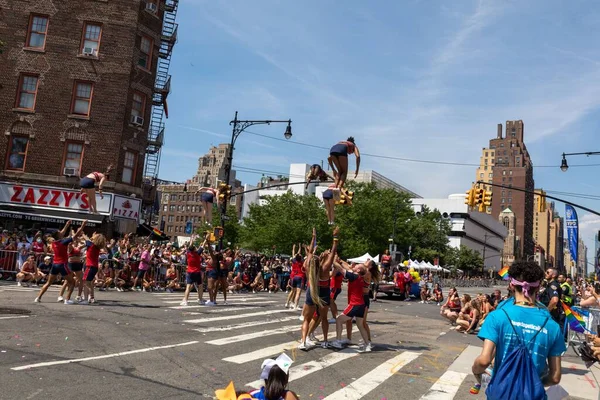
195, 206, 241, 248
333, 182, 413, 258
407, 206, 451, 263
239, 191, 329, 254
454, 245, 484, 272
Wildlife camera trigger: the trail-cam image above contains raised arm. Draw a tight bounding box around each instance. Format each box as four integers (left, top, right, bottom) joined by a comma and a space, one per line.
73, 220, 87, 239
59, 221, 72, 238
354, 145, 361, 177
323, 226, 339, 269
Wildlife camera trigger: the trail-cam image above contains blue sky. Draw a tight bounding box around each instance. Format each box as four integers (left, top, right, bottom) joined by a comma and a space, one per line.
161, 0, 600, 268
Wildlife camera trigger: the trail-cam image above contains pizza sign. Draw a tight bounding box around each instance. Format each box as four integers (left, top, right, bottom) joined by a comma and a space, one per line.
112, 195, 141, 221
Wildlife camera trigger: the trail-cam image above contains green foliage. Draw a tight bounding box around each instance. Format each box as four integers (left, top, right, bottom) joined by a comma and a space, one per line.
195, 206, 241, 247
0, 39, 4, 54
407, 206, 451, 263
453, 245, 484, 272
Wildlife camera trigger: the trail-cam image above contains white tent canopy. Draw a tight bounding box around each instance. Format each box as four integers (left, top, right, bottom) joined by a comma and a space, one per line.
347, 253, 380, 264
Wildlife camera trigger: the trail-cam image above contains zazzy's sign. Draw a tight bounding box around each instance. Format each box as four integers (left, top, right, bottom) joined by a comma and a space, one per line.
112, 195, 141, 221
0, 183, 112, 215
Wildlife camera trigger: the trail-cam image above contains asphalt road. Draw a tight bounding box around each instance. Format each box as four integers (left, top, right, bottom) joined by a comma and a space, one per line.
0, 282, 597, 400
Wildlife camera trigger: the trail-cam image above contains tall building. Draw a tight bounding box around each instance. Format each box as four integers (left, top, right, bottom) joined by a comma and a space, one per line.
549, 213, 564, 273
489, 121, 534, 258
595, 231, 600, 278
533, 189, 552, 265
475, 147, 495, 214
0, 0, 179, 233
499, 208, 517, 266
350, 170, 421, 197
578, 238, 588, 278
190, 144, 231, 187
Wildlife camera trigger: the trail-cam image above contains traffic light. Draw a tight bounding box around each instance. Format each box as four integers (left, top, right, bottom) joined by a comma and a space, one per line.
474, 188, 484, 205
213, 226, 224, 239
218, 182, 228, 202
483, 191, 492, 207
537, 190, 546, 213
465, 188, 475, 207
225, 185, 232, 202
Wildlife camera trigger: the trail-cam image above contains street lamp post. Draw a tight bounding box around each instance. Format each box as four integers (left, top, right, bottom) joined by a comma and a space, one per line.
219, 111, 292, 250
560, 151, 600, 172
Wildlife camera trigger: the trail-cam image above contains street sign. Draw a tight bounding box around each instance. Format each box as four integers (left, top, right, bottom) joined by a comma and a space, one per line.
221, 215, 230, 221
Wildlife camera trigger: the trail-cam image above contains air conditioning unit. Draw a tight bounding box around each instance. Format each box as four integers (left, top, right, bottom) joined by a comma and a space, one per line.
146, 2, 158, 12
82, 47, 96, 56
63, 167, 78, 177
130, 115, 144, 126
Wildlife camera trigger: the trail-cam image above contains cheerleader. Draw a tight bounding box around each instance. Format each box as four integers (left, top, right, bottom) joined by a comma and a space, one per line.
79, 165, 113, 214
327, 137, 360, 192
305, 164, 333, 189
196, 187, 219, 225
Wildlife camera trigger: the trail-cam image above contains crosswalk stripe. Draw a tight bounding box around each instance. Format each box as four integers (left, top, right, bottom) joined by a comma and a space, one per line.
193, 316, 300, 333
323, 351, 421, 399
420, 371, 468, 399
184, 309, 296, 323
246, 348, 360, 389
223, 327, 359, 364
170, 301, 276, 310
161, 297, 264, 303
206, 325, 299, 346
186, 306, 261, 314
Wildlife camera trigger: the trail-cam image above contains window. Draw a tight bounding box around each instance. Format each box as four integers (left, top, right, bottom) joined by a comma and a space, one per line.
485, 152, 488, 157
508, 191, 512, 197
500, 143, 504, 147
63, 142, 84, 172
516, 156, 521, 164
479, 173, 483, 179
163, 205, 167, 212
169, 205, 175, 212
81, 23, 102, 56
508, 198, 512, 203
511, 128, 516, 136
6, 136, 29, 171
15, 75, 39, 110
498, 157, 502, 163
131, 92, 146, 123
26, 15, 49, 50
484, 159, 488, 165
484, 166, 488, 171
138, 36, 153, 70
122, 151, 136, 184
488, 173, 492, 178
167, 226, 173, 233
509, 170, 513, 175
502, 170, 506, 176
71, 81, 93, 116
509, 177, 512, 182
171, 194, 177, 201
501, 190, 505, 197
168, 215, 174, 223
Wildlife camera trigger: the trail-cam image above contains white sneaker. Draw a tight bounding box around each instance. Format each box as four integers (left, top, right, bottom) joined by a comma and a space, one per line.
298, 342, 307, 351
298, 315, 304, 321
57, 296, 64, 302
269, 290, 272, 293
205, 301, 215, 306
330, 340, 344, 349
359, 343, 373, 353
419, 300, 424, 304
284, 302, 290, 308
64, 299, 74, 305
437, 302, 440, 306
305, 339, 317, 348
17, 282, 22, 287
89, 298, 96, 304
34, 297, 40, 303
328, 318, 336, 324
198, 299, 206, 305
75, 296, 82, 302
180, 301, 188, 306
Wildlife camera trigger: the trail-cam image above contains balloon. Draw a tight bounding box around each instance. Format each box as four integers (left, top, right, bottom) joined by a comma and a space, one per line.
403, 260, 409, 266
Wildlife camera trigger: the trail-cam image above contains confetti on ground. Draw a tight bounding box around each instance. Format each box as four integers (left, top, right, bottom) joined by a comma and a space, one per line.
35, 344, 40, 347
319, 385, 324, 390
408, 379, 415, 383
340, 383, 346, 387
65, 337, 69, 341
211, 368, 216, 371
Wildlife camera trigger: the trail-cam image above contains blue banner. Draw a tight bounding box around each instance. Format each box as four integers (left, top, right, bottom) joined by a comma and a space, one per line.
185, 221, 193, 235
565, 205, 578, 267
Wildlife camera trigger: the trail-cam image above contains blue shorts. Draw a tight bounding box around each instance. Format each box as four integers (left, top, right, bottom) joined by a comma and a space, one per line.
68, 262, 83, 272
50, 263, 71, 276
206, 269, 218, 280
186, 272, 203, 285
323, 189, 333, 200
83, 267, 98, 281
291, 276, 304, 288
79, 177, 96, 189
136, 270, 146, 279
305, 286, 331, 306
330, 287, 342, 300
330, 143, 348, 157
343, 304, 366, 318
201, 192, 214, 203
218, 269, 228, 279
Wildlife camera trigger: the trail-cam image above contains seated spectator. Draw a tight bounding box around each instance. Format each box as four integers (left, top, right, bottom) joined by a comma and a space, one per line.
440, 287, 462, 324
165, 263, 180, 293
228, 272, 242, 293
241, 271, 252, 291
269, 272, 279, 293
37, 256, 52, 282
419, 280, 431, 303
456, 298, 481, 334
432, 283, 443, 305
115, 265, 133, 292
454, 294, 473, 332
251, 273, 265, 293
16, 254, 42, 286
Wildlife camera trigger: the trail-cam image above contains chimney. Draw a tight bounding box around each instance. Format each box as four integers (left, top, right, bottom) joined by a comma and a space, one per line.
497, 123, 503, 139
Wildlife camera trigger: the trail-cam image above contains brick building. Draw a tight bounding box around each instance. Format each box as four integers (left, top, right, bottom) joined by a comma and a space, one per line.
475, 147, 495, 214
489, 121, 534, 258
0, 0, 178, 232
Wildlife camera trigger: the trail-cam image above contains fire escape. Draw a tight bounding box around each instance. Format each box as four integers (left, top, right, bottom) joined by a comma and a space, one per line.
142, 0, 179, 222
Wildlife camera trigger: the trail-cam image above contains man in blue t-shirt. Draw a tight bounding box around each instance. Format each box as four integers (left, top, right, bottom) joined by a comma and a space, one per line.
472, 261, 565, 391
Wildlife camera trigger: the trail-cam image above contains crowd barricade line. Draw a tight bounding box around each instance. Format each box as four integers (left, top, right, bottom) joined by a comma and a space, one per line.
0, 250, 52, 278
440, 279, 494, 289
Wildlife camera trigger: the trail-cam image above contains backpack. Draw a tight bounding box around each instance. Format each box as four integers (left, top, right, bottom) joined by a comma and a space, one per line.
486, 309, 549, 400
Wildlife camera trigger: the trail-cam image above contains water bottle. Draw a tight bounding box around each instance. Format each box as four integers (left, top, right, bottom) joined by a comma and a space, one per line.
481, 374, 491, 392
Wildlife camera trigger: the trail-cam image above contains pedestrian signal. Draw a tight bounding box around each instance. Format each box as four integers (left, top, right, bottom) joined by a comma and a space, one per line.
213, 226, 224, 238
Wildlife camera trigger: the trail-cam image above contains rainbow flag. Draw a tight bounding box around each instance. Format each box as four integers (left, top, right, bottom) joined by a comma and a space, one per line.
562, 302, 586, 333
498, 266, 509, 280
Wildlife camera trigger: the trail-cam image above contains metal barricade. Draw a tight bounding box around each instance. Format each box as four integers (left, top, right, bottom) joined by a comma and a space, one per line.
566, 306, 600, 353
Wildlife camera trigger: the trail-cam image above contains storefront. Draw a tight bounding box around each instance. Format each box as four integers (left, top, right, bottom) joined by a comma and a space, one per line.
0, 182, 141, 234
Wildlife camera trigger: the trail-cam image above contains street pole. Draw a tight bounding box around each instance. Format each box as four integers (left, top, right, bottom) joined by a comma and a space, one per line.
218, 111, 292, 250
482, 233, 488, 273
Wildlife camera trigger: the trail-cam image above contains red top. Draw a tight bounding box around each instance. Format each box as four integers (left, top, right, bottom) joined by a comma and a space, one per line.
68, 247, 82, 257
92, 172, 102, 182
187, 251, 202, 274
291, 260, 305, 279
85, 241, 100, 267
395, 272, 405, 288
381, 254, 391, 265
32, 242, 45, 253
331, 271, 343, 289
51, 238, 72, 265
345, 271, 365, 306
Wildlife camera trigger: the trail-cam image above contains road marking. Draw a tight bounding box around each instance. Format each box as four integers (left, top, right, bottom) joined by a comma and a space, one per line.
323, 351, 421, 400
186, 306, 261, 313
184, 309, 296, 323
162, 298, 263, 303
207, 325, 299, 345
420, 371, 468, 399
11, 341, 199, 371
193, 316, 300, 333
246, 348, 360, 389
223, 327, 359, 364
0, 315, 30, 320
168, 301, 276, 309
